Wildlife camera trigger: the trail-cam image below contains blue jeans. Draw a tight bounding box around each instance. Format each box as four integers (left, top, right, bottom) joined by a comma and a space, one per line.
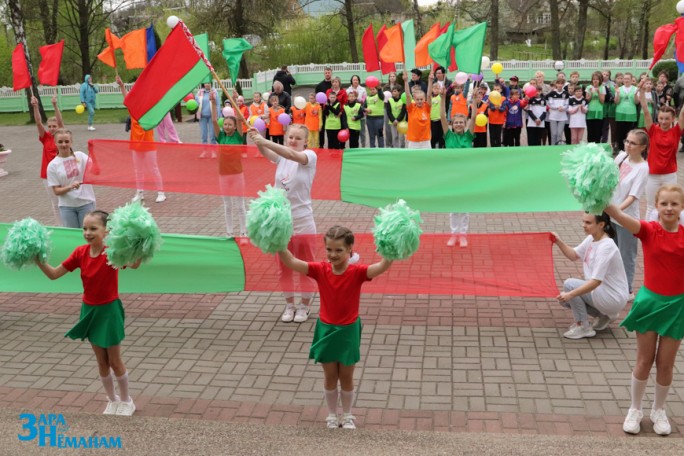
60, 202, 96, 228
199, 116, 216, 144
560, 278, 603, 323
85, 102, 95, 126
366, 116, 384, 148
614, 224, 636, 293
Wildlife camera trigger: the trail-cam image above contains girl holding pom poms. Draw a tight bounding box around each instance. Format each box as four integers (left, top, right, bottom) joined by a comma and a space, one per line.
35, 210, 141, 416
248, 124, 317, 323
277, 225, 394, 430
605, 184, 684, 436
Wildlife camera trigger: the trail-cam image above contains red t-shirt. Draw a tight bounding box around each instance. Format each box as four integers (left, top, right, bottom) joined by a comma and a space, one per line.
62, 245, 120, 305
636, 220, 684, 296
307, 262, 370, 325
39, 133, 57, 179
647, 124, 681, 175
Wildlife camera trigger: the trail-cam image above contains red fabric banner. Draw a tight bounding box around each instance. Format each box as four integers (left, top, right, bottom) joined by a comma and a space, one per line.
12, 44, 31, 91
85, 139, 342, 200
376, 25, 396, 75
676, 17, 684, 64
362, 24, 380, 72
38, 40, 65, 86
238, 233, 557, 297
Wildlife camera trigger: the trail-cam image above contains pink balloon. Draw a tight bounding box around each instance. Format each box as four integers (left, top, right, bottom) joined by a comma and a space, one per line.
365, 76, 379, 88
253, 117, 266, 132
222, 107, 234, 118
316, 92, 327, 103
277, 113, 291, 126
337, 129, 350, 143
524, 85, 538, 98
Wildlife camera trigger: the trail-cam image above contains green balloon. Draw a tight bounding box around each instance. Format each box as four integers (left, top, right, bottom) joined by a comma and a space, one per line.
186, 99, 198, 111
218, 117, 224, 127
401, 92, 406, 103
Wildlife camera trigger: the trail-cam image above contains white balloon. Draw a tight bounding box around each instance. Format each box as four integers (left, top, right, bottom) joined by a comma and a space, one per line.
383, 91, 391, 102
678, 0, 684, 14
167, 16, 180, 29
222, 107, 235, 118
454, 72, 468, 85
481, 56, 491, 69
293, 96, 306, 110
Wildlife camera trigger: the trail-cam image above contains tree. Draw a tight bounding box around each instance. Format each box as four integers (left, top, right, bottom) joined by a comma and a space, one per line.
589, 0, 615, 60
572, 0, 590, 59
36, 0, 59, 44
490, 0, 498, 59
548, 0, 562, 60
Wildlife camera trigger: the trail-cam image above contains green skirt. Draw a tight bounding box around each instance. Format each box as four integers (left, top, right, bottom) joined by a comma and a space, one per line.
65, 299, 126, 348
620, 287, 684, 340
309, 317, 362, 366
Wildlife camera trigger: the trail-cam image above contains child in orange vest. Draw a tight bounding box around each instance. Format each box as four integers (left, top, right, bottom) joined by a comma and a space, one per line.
305, 92, 321, 149
487, 82, 506, 147
267, 94, 286, 145
471, 85, 488, 148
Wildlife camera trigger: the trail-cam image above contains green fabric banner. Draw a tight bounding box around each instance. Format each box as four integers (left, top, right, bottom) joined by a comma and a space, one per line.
0, 226, 246, 294
340, 145, 590, 213
401, 20, 416, 71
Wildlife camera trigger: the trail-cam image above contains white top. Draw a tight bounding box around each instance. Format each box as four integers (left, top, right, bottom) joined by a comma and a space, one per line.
610, 152, 649, 224
546, 90, 569, 121
567, 96, 587, 128
347, 85, 367, 103
274, 149, 317, 228
46, 151, 96, 207
574, 236, 629, 318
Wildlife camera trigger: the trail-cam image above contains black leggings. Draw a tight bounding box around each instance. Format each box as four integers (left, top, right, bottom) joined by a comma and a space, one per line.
503, 128, 521, 147
615, 121, 636, 150
326, 129, 342, 149
527, 127, 544, 146
349, 129, 360, 148
586, 119, 603, 143
489, 124, 502, 147
430, 120, 445, 148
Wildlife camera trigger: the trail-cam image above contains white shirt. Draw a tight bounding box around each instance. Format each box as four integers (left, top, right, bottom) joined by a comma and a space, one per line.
46, 151, 96, 207
574, 236, 629, 318
347, 85, 367, 103
611, 152, 649, 223
274, 149, 317, 229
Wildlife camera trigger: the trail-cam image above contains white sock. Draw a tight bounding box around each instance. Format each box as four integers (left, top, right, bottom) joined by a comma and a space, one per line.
116, 372, 131, 403
100, 374, 117, 401
630, 374, 648, 410
653, 382, 671, 411
340, 389, 354, 415
324, 388, 338, 415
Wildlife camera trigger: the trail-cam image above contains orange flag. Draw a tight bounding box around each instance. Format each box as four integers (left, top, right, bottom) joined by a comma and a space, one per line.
120, 29, 148, 69
415, 23, 441, 67
379, 24, 404, 64
97, 28, 121, 68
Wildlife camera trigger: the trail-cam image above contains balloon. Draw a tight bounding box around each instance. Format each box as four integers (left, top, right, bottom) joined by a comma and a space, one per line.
167, 16, 180, 29
383, 91, 391, 102
678, 0, 684, 15
470, 73, 484, 82
277, 113, 291, 126
365, 76, 379, 88
293, 96, 306, 110
481, 56, 491, 69
396, 121, 408, 135
475, 114, 488, 127
315, 92, 327, 103
183, 94, 194, 102
400, 93, 406, 103
489, 90, 502, 106
75, 104, 85, 114
253, 117, 266, 132
454, 72, 468, 85
218, 118, 224, 128
222, 106, 235, 118
491, 62, 503, 75
337, 129, 350, 143
524, 85, 538, 98
185, 99, 198, 111
249, 115, 258, 126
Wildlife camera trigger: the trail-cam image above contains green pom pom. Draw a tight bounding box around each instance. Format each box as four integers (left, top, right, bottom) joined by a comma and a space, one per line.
561, 143, 619, 214
373, 199, 423, 260
1, 218, 51, 270
105, 202, 162, 269
246, 185, 293, 254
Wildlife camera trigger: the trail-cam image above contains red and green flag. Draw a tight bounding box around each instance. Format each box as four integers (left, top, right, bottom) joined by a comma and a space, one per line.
124, 22, 212, 130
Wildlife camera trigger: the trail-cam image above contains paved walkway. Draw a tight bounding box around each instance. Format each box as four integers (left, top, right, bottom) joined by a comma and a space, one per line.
1, 119, 683, 453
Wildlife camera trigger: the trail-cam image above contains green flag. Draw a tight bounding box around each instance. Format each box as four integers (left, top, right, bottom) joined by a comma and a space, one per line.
427, 23, 454, 69
452, 22, 487, 74
193, 33, 212, 83
222, 38, 253, 84
401, 20, 416, 70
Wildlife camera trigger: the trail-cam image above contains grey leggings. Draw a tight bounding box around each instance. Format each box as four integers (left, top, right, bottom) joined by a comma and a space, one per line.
560, 278, 605, 323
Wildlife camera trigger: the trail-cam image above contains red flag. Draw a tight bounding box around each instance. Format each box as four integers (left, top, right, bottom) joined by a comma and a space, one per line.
376, 25, 396, 75
379, 24, 404, 64
38, 40, 65, 86
362, 24, 380, 72
12, 44, 31, 91
416, 23, 441, 67
120, 28, 148, 69
676, 17, 684, 64
649, 23, 677, 69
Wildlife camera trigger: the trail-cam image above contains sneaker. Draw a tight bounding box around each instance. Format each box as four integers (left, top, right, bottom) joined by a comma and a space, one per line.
340, 413, 356, 429
293, 304, 310, 323
115, 399, 136, 416
459, 236, 468, 248
650, 409, 671, 436
103, 395, 120, 415
563, 324, 596, 339
326, 414, 340, 429
199, 151, 209, 159
623, 408, 643, 434
281, 305, 295, 322
349, 252, 360, 264
592, 315, 612, 331
627, 292, 635, 302
155, 192, 167, 203
131, 191, 144, 203
88, 126, 96, 131
447, 236, 458, 247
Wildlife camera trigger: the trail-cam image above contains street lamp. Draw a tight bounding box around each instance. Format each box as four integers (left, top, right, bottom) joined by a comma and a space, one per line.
554, 60, 565, 73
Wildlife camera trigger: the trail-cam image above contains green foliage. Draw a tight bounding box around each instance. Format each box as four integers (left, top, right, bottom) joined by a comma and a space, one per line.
652, 61, 678, 81
0, 34, 12, 87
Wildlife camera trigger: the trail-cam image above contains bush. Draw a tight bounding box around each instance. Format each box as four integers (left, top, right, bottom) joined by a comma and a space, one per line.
652, 61, 678, 81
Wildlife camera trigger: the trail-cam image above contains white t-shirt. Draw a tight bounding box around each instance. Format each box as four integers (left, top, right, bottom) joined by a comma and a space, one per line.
610, 152, 649, 224
347, 85, 367, 103
46, 151, 96, 207
574, 236, 629, 318
274, 149, 317, 230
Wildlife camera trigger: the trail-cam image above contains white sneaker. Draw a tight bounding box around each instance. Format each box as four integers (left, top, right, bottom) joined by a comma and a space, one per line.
326, 414, 340, 429
349, 252, 360, 264
115, 399, 136, 416
341, 413, 356, 429
131, 191, 144, 202
563, 324, 596, 339
623, 408, 643, 434
293, 304, 310, 323
155, 192, 167, 203
650, 408, 671, 435
103, 395, 120, 415
447, 236, 457, 247
628, 292, 635, 302
281, 305, 295, 322
88, 126, 96, 131
592, 315, 612, 331
459, 236, 468, 248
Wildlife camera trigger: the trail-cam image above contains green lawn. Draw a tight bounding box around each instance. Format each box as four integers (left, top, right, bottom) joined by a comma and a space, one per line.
0, 108, 129, 126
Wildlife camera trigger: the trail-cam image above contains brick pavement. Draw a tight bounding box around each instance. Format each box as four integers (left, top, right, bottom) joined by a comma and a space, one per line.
1, 121, 683, 439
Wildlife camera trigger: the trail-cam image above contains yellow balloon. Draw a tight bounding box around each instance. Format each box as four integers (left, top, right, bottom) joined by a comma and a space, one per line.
396, 121, 408, 135
475, 113, 488, 127
489, 90, 502, 106
75, 104, 85, 114
491, 62, 503, 75
249, 115, 258, 126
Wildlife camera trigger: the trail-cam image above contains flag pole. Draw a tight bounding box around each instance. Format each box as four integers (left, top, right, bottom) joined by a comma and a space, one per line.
210, 68, 248, 125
